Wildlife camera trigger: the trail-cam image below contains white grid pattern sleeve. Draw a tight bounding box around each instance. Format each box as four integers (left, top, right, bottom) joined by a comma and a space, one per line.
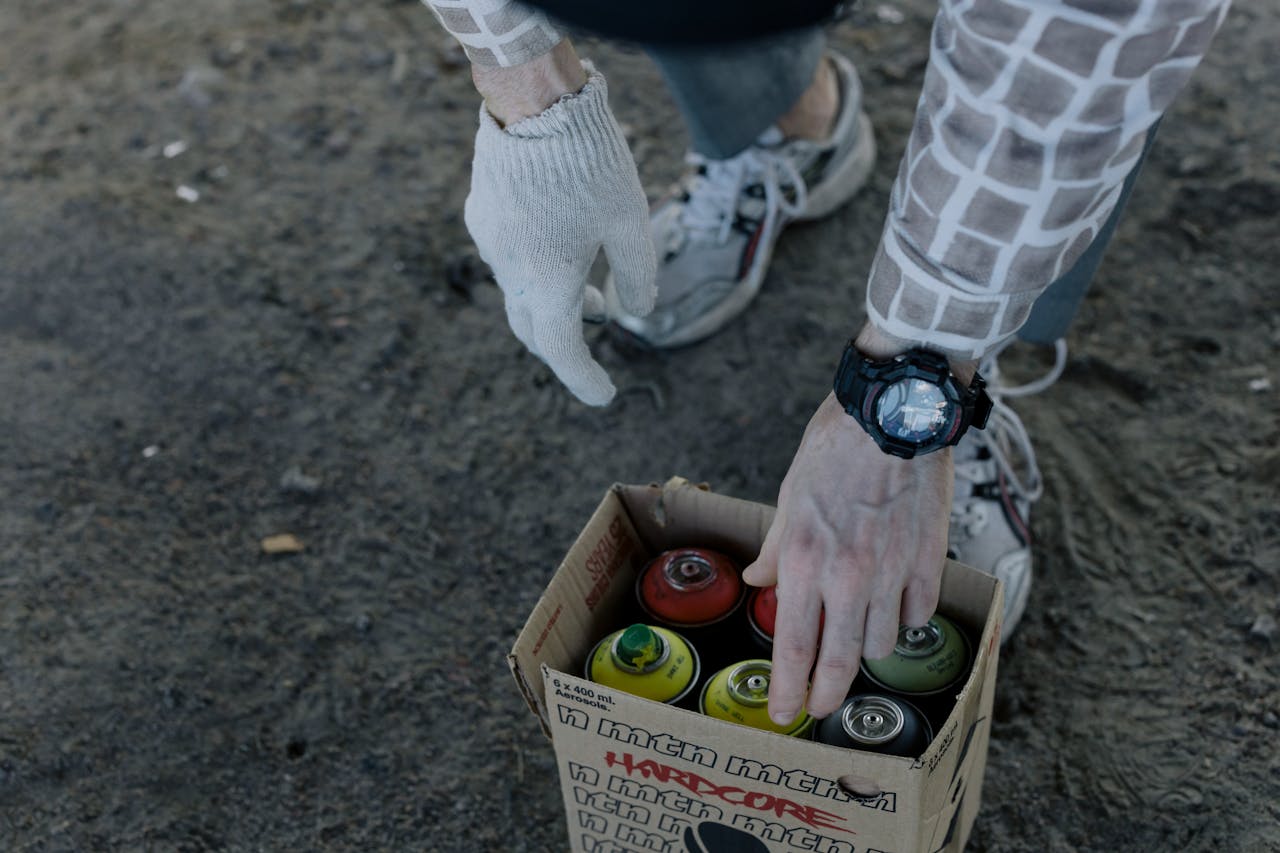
867, 0, 1232, 360
421, 0, 562, 68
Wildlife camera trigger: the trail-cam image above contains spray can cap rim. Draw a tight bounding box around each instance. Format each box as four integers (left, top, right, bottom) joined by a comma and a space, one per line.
725, 660, 774, 708
612, 624, 670, 673
662, 551, 716, 590
841, 695, 905, 745
896, 618, 947, 658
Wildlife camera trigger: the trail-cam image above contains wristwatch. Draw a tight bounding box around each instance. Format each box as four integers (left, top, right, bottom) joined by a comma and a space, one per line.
833, 341, 992, 459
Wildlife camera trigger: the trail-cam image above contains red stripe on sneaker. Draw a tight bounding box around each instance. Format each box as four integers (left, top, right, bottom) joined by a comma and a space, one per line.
737, 220, 765, 280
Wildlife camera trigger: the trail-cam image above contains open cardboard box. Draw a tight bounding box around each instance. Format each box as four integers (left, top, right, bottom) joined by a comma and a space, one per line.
510, 479, 1003, 853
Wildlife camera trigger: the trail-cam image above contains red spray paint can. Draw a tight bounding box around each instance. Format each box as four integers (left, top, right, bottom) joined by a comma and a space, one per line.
635, 547, 747, 677
747, 585, 778, 654
746, 585, 826, 655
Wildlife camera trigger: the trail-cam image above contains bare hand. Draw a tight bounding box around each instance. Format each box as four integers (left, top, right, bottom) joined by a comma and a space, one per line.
742, 392, 952, 724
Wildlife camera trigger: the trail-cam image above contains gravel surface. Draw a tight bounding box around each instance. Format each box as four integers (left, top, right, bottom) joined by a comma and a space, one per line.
2, 1, 1277, 850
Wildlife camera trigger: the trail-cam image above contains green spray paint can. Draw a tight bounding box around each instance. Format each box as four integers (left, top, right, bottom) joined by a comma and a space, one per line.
861, 614, 972, 696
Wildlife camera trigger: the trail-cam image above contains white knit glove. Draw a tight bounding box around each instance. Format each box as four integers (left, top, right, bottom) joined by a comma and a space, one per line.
465, 62, 656, 406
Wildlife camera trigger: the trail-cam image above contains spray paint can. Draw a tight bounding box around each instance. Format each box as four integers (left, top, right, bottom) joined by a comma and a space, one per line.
636, 547, 746, 675
746, 584, 827, 657
585, 623, 700, 707
861, 614, 972, 696
860, 613, 973, 732
699, 659, 814, 738
636, 548, 744, 628
814, 693, 934, 757
746, 585, 778, 654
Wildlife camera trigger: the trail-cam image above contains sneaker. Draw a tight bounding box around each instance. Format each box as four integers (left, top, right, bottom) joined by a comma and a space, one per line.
948, 339, 1067, 642
604, 50, 876, 348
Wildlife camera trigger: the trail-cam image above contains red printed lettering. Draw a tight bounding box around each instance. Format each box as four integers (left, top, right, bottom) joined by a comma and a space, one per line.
583, 519, 634, 611
531, 603, 562, 655
604, 752, 852, 834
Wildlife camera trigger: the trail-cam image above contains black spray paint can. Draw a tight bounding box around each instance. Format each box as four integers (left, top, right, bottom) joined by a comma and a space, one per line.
814, 693, 934, 757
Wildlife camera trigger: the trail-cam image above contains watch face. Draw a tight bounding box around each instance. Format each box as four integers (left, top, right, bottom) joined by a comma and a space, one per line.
875, 378, 953, 444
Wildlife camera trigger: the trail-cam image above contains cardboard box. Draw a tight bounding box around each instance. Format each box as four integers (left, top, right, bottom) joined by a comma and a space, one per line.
510, 479, 1003, 853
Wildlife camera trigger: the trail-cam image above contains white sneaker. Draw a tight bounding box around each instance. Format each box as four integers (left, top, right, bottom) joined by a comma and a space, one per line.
605, 50, 876, 348
948, 339, 1067, 642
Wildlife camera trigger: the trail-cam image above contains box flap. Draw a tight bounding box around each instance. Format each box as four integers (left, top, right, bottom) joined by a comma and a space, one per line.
616, 477, 775, 564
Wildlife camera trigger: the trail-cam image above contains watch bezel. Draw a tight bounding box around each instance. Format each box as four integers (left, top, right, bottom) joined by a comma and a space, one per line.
834, 344, 987, 460
866, 361, 965, 457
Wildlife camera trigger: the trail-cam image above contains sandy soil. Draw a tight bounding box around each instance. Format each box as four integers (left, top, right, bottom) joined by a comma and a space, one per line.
1, 1, 1277, 850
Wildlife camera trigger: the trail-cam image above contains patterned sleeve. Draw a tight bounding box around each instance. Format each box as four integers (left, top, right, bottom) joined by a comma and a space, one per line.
421, 0, 563, 68
866, 0, 1232, 360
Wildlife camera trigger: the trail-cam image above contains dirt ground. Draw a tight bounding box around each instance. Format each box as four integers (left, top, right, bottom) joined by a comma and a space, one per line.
1, 1, 1277, 850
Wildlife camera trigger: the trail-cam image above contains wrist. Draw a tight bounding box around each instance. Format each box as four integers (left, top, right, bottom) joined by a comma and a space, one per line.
852, 322, 979, 387
472, 39, 587, 127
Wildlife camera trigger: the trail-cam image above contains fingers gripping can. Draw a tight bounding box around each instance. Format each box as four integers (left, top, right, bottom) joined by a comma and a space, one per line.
814, 694, 934, 757
860, 614, 973, 696
636, 547, 746, 674
586, 623, 700, 706
699, 659, 814, 738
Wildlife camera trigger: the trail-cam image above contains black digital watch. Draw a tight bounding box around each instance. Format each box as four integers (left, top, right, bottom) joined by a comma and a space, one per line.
833, 342, 992, 459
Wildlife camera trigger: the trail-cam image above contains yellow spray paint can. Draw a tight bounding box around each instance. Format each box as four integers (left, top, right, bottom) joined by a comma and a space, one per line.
699, 659, 814, 738
585, 623, 700, 706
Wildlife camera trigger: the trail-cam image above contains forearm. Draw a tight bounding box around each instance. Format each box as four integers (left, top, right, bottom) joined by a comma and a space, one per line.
867, 0, 1232, 361
472, 38, 587, 126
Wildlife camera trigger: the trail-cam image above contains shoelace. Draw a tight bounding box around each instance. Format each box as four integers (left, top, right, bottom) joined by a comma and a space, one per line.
964, 337, 1069, 505
674, 145, 809, 247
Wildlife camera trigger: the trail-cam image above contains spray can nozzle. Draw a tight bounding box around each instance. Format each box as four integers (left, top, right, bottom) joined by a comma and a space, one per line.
612, 624, 669, 672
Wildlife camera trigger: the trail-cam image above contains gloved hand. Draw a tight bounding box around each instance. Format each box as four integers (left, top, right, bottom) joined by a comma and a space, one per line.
465, 61, 656, 406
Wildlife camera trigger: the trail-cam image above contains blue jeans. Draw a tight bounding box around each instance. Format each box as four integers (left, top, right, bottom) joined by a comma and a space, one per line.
645, 27, 1157, 346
